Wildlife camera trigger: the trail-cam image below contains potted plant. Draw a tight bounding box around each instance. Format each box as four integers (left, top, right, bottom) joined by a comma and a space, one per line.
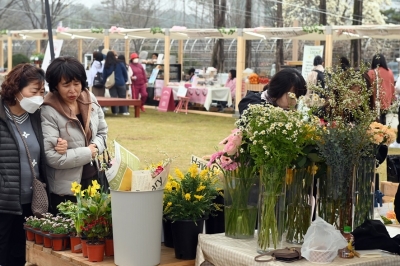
82, 216, 109, 262
164, 164, 221, 260
57, 200, 82, 253
30, 217, 45, 245
30, 53, 44, 65
50, 218, 71, 251
40, 213, 54, 248
24, 216, 35, 241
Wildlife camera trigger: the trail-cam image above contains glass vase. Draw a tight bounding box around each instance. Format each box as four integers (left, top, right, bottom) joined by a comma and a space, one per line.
353, 156, 376, 228
285, 165, 315, 244
224, 170, 259, 239
257, 166, 286, 252
317, 164, 355, 231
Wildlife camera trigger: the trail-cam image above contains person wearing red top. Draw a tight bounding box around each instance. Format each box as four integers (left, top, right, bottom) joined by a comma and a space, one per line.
128, 53, 148, 112
367, 53, 395, 125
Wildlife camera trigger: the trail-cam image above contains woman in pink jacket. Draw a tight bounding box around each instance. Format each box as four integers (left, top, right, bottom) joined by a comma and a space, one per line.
367, 53, 395, 125
128, 53, 148, 112
225, 69, 236, 102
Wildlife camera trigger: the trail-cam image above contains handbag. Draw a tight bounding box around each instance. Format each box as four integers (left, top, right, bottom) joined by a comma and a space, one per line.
105, 65, 116, 89
255, 247, 303, 263
93, 71, 104, 88
97, 136, 111, 193
11, 115, 48, 217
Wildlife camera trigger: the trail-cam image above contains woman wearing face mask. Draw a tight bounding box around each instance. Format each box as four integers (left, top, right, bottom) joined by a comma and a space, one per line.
129, 53, 148, 112
41, 57, 108, 214
0, 64, 67, 266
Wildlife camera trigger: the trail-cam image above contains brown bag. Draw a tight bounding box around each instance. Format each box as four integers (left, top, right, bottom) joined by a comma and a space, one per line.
31, 178, 48, 217
255, 247, 302, 263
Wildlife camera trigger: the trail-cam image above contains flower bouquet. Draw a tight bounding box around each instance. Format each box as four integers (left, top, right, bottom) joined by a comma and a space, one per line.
237, 103, 320, 251
208, 129, 258, 239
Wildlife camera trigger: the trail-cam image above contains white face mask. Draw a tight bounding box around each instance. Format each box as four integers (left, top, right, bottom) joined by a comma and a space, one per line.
18, 92, 44, 113
133, 58, 139, 63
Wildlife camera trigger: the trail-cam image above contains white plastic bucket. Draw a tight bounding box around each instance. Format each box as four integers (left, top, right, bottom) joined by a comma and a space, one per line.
111, 189, 163, 266
386, 113, 399, 130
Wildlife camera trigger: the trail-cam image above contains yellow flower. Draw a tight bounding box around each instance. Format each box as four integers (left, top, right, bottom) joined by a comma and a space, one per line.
196, 184, 206, 192
168, 174, 173, 181
167, 202, 172, 207
175, 168, 184, 179
184, 193, 191, 201
80, 191, 85, 197
189, 164, 198, 178
171, 181, 179, 190
91, 180, 100, 190
89, 187, 97, 197
71, 181, 81, 196
194, 195, 203, 201
200, 169, 208, 179
165, 182, 172, 192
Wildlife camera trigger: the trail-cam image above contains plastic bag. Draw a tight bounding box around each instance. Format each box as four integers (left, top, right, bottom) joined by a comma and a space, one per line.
301, 217, 347, 264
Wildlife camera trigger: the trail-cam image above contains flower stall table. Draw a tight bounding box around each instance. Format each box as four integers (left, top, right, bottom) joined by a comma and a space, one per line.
168, 86, 232, 111
195, 233, 400, 266
26, 241, 195, 266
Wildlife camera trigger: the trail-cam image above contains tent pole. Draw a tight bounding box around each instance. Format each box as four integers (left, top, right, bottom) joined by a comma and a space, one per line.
324, 26, 333, 68
178, 40, 183, 71
0, 41, 3, 69
36, 40, 41, 54
164, 29, 170, 85
125, 39, 130, 64
7, 35, 12, 71
44, 0, 55, 61
235, 29, 244, 116
292, 20, 299, 61
78, 39, 83, 63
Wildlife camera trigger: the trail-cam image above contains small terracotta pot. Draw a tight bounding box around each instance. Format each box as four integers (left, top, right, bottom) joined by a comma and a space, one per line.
105, 238, 114, 256
51, 233, 68, 251
70, 236, 82, 253
87, 242, 105, 262
81, 238, 88, 258
26, 229, 35, 241
34, 232, 44, 245
42, 232, 52, 248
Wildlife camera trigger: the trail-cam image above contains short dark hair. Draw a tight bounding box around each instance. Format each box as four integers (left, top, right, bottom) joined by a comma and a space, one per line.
339, 57, 350, 71
152, 53, 158, 58
45, 56, 87, 93
105, 51, 118, 69
117, 54, 126, 64
188, 67, 195, 75
313, 56, 323, 66
267, 68, 306, 99
94, 52, 103, 62
0, 64, 45, 106
229, 69, 236, 79
371, 53, 388, 70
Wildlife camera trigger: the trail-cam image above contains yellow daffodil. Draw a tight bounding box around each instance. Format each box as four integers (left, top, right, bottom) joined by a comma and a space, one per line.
194, 195, 203, 201
184, 193, 191, 201
189, 164, 198, 178
91, 180, 100, 190
71, 181, 81, 196
175, 168, 184, 179
89, 187, 97, 197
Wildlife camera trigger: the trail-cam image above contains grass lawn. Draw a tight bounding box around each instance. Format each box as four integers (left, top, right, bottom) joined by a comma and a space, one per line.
104, 107, 236, 170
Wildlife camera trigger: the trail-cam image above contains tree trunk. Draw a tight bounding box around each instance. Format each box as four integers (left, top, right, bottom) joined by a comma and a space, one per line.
319, 0, 327, 57
245, 0, 252, 68
211, 0, 226, 72
275, 0, 283, 72
351, 0, 363, 67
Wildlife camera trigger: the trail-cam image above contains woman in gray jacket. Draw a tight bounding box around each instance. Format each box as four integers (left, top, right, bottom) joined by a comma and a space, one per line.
41, 57, 108, 214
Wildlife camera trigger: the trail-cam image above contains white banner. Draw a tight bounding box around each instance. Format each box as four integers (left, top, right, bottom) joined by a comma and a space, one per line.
301, 45, 324, 79
41, 40, 64, 72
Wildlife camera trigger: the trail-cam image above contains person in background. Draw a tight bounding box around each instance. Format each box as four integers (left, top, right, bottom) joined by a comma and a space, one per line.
187, 67, 196, 82
0, 64, 66, 266
225, 69, 237, 101
339, 56, 351, 71
103, 51, 129, 115
129, 53, 148, 112
306, 55, 324, 97
239, 68, 307, 115
88, 51, 105, 97
151, 53, 159, 61
117, 55, 131, 100
41, 57, 108, 214
367, 53, 395, 125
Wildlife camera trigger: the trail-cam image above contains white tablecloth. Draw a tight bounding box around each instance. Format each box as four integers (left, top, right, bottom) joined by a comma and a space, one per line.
195, 233, 400, 266
169, 86, 232, 111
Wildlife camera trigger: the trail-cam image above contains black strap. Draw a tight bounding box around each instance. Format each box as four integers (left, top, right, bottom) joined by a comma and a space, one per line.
10, 112, 37, 180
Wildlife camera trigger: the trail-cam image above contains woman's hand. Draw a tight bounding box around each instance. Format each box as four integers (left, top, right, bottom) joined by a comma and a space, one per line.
55, 138, 68, 155
88, 143, 98, 158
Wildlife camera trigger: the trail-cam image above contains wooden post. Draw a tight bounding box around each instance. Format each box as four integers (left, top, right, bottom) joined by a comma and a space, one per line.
314, 40, 321, 46
324, 26, 333, 68
7, 35, 12, 72
125, 39, 130, 64
164, 30, 170, 85
292, 20, 299, 61
178, 40, 183, 68
235, 29, 245, 114
36, 40, 41, 53
0, 41, 3, 68
77, 39, 83, 63
104, 29, 110, 50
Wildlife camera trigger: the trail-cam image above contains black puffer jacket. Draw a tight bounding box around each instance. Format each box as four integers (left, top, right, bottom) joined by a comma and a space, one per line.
0, 99, 48, 215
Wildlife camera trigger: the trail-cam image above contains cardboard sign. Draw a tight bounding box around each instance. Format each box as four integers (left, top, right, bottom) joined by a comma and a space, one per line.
158, 87, 175, 112
190, 155, 219, 172
301, 45, 324, 79
177, 86, 187, 97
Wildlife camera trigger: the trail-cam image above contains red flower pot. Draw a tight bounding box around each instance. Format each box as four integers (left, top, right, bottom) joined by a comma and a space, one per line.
87, 243, 105, 262
81, 239, 88, 258
34, 232, 44, 245
105, 238, 114, 256
51, 233, 68, 251
70, 236, 82, 253
42, 232, 52, 248
26, 229, 35, 241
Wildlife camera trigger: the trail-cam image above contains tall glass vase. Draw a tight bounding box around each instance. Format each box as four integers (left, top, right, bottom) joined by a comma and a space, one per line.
317, 164, 355, 231
257, 166, 286, 252
224, 169, 259, 239
286, 165, 316, 244
353, 156, 376, 228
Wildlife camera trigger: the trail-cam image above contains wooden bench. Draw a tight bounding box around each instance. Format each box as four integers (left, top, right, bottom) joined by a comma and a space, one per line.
96, 97, 142, 118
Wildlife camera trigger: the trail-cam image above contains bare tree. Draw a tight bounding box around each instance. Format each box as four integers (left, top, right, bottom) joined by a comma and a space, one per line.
245, 0, 251, 68
351, 0, 362, 67
0, 0, 28, 29
319, 0, 327, 57
211, 0, 226, 72
275, 0, 283, 72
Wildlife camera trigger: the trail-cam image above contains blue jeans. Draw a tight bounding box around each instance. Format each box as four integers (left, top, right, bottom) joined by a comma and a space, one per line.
109, 85, 128, 114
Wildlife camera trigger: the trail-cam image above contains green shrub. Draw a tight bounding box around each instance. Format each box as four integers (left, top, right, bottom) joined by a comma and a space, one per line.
4, 53, 30, 68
